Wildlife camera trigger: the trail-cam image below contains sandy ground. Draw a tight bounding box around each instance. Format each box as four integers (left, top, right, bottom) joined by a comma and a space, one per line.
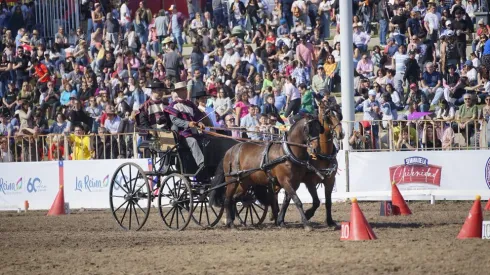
0, 201, 489, 275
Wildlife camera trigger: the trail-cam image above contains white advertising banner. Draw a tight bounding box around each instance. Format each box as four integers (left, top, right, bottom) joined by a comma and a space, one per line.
279, 150, 348, 203
63, 159, 151, 209
0, 161, 59, 210
348, 151, 490, 200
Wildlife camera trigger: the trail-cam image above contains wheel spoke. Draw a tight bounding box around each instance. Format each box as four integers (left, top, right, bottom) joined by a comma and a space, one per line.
204, 203, 210, 225
244, 206, 249, 225
199, 203, 204, 224
128, 166, 133, 193
114, 180, 129, 194
169, 207, 177, 227
210, 203, 218, 218
113, 201, 128, 213
249, 206, 254, 225
175, 206, 180, 229
132, 203, 140, 226
120, 201, 130, 225
253, 202, 265, 211
135, 201, 147, 216
128, 202, 133, 230
111, 195, 126, 198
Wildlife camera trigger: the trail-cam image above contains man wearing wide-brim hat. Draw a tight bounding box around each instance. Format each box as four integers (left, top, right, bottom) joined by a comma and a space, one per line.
136, 79, 169, 129
164, 90, 207, 175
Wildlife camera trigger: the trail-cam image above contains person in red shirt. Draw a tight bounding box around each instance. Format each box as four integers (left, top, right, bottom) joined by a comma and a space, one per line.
31, 57, 50, 90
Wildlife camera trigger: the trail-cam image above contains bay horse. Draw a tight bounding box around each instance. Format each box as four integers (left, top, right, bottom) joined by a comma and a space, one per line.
276, 101, 344, 227
209, 116, 325, 230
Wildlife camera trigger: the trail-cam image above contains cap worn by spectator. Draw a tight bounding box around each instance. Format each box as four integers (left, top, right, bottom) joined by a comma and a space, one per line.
225, 44, 234, 51
445, 20, 452, 27
478, 19, 485, 25
410, 83, 417, 89
368, 90, 376, 96
162, 37, 173, 44
464, 60, 473, 67
408, 50, 416, 55
169, 4, 176, 11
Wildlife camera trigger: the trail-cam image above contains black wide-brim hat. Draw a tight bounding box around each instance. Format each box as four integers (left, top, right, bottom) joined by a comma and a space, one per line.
147, 80, 166, 90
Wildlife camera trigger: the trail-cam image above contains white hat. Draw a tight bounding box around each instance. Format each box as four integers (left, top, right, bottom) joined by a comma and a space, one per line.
368, 89, 376, 96
169, 4, 176, 11
478, 19, 485, 25
445, 20, 452, 26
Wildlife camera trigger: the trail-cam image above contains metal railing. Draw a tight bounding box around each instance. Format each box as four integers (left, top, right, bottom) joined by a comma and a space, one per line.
0, 132, 137, 162
344, 119, 490, 152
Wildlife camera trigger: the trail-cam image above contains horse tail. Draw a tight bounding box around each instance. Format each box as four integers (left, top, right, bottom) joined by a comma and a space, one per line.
209, 158, 225, 207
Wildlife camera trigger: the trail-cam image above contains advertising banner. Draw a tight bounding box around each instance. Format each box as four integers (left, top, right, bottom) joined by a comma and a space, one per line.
0, 161, 59, 210
63, 159, 151, 209
349, 151, 490, 200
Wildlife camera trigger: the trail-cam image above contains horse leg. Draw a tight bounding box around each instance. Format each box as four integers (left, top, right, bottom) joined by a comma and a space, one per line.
276, 192, 291, 227
267, 187, 279, 226
324, 175, 337, 227
304, 181, 321, 221
224, 181, 239, 228
282, 181, 312, 231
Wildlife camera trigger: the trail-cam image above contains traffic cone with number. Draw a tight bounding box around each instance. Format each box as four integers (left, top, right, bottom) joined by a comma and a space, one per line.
391, 181, 412, 215
341, 198, 377, 241
485, 199, 490, 211
47, 185, 65, 216
457, 195, 483, 239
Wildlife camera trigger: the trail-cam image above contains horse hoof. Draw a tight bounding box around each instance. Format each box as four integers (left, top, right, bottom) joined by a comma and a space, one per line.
326, 220, 338, 228
304, 225, 313, 232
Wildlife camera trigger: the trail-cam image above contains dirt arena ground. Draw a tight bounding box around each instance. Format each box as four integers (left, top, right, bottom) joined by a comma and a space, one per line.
0, 201, 489, 275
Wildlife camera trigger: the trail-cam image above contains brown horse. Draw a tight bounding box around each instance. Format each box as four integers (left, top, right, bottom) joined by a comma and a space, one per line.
276, 102, 344, 227
209, 116, 325, 230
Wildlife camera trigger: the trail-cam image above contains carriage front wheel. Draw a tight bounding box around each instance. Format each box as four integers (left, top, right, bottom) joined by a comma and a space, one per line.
109, 162, 152, 231
158, 173, 193, 231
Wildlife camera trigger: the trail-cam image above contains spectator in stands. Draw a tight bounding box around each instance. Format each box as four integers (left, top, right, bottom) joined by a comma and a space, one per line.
454, 93, 478, 144
421, 62, 444, 107
396, 126, 416, 151
362, 89, 381, 148
406, 83, 429, 112
95, 126, 121, 159
352, 22, 370, 52
69, 124, 92, 160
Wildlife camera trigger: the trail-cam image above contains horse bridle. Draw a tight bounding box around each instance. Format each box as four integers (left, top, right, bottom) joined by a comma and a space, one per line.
322, 108, 343, 141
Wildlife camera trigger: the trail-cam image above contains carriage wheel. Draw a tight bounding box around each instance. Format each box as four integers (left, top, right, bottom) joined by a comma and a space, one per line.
109, 163, 151, 231
158, 173, 193, 231
235, 188, 269, 227
190, 185, 224, 228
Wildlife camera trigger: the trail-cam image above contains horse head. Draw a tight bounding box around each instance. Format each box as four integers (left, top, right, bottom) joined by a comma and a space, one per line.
288, 114, 324, 157
319, 101, 344, 141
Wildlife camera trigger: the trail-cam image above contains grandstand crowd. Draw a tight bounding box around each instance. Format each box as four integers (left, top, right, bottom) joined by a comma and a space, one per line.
1, 0, 490, 162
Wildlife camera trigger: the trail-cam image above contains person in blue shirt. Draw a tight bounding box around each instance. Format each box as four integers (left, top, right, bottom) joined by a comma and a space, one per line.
59, 84, 75, 106
421, 62, 444, 107
273, 88, 286, 112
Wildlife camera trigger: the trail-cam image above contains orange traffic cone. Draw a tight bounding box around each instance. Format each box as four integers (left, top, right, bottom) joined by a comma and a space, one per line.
341, 198, 377, 241
485, 199, 490, 211
457, 195, 483, 239
391, 181, 412, 215
47, 185, 65, 216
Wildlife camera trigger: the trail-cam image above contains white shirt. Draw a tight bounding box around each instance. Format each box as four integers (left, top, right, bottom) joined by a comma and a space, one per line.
104, 115, 121, 134
424, 12, 441, 31
221, 52, 241, 68
283, 82, 301, 101
120, 3, 131, 25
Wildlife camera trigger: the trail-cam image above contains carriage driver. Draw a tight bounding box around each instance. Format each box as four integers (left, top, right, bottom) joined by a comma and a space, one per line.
137, 80, 169, 129
164, 90, 207, 174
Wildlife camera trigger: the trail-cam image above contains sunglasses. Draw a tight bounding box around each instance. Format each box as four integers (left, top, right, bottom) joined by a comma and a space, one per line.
464, 98, 471, 100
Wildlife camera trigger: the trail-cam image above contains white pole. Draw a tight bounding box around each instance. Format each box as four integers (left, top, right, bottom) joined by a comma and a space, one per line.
340, 0, 354, 151
75, 0, 80, 31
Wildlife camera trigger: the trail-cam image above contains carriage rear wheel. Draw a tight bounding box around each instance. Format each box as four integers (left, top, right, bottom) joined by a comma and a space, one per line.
158, 173, 193, 231
235, 188, 269, 227
190, 183, 224, 228
109, 163, 151, 231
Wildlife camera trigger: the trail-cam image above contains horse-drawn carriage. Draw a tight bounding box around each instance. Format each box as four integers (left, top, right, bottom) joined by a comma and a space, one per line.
109, 103, 343, 231
109, 128, 270, 231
